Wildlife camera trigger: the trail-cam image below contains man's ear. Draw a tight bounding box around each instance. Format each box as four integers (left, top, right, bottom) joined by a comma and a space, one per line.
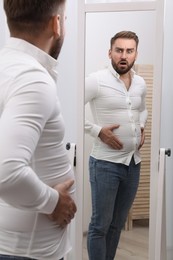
52, 15, 61, 38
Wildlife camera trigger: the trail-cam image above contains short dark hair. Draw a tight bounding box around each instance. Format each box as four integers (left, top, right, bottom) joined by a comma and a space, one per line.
3, 0, 66, 35
110, 31, 139, 49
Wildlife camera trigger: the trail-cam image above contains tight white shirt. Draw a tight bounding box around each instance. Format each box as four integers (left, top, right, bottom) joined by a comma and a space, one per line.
0, 38, 75, 259
85, 64, 148, 166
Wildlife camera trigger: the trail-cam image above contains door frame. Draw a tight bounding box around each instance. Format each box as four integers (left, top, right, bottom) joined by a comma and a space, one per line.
77, 1, 164, 259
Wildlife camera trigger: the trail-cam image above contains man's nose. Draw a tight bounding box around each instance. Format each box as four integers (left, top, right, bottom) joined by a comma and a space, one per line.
121, 50, 127, 59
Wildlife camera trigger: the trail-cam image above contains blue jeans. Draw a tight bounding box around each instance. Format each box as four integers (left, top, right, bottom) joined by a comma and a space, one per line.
87, 156, 140, 260
0, 256, 63, 260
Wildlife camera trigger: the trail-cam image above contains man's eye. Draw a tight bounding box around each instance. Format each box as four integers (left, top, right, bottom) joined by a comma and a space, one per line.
116, 49, 122, 53
127, 50, 134, 54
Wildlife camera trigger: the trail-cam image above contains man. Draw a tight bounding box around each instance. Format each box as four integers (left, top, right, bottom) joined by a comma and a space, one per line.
85, 31, 148, 260
0, 1, 77, 260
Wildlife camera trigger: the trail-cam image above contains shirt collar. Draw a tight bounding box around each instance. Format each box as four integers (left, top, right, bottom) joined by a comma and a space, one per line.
5, 37, 58, 81
108, 62, 136, 79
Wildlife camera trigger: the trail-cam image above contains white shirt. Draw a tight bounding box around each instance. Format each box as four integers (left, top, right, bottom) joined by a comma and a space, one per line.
0, 38, 75, 259
85, 64, 148, 166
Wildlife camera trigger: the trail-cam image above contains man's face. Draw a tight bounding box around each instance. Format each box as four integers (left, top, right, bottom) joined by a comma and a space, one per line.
50, 6, 66, 59
50, 33, 64, 59
109, 38, 138, 75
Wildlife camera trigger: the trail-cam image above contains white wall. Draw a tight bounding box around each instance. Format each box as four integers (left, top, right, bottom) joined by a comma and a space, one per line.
0, 1, 9, 47
160, 0, 173, 258
57, 0, 78, 145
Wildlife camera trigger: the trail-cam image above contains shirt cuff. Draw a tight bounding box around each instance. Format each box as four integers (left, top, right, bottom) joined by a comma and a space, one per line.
140, 123, 145, 129
41, 187, 59, 214
90, 124, 102, 138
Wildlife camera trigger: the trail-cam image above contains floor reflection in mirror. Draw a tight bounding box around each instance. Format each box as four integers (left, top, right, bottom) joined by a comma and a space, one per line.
83, 219, 149, 260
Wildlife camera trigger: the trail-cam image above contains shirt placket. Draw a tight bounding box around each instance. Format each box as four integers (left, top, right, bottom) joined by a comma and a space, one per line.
126, 93, 138, 151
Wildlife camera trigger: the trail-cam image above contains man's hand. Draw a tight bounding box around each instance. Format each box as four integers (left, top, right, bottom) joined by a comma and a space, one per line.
98, 124, 123, 149
138, 127, 145, 150
48, 179, 77, 228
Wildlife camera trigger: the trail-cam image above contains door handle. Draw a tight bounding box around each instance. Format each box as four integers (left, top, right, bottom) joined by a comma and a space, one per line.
165, 148, 171, 157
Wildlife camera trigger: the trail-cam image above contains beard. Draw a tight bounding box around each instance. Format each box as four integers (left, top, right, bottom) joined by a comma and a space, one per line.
111, 59, 135, 75
49, 35, 64, 60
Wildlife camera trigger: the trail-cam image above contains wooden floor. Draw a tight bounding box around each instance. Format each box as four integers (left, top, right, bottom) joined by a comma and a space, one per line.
83, 220, 149, 260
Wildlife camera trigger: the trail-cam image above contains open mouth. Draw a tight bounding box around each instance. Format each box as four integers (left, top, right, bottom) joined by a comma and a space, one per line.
119, 61, 127, 66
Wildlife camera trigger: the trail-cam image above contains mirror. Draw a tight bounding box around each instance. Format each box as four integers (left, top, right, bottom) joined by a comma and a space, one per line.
83, 10, 156, 260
